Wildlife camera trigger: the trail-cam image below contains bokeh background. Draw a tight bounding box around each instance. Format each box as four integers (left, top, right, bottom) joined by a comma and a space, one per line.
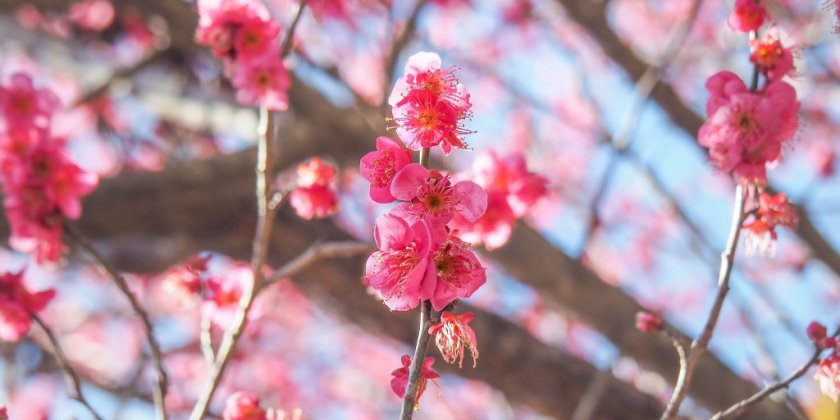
2, 0, 840, 418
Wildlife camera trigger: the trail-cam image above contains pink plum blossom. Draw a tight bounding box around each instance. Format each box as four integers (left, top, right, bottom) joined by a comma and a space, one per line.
0, 73, 60, 129
365, 213, 432, 311
0, 270, 55, 342
728, 0, 766, 33
390, 355, 439, 401
424, 231, 486, 311
428, 311, 478, 368
449, 191, 516, 250
816, 354, 840, 401
750, 32, 794, 82
698, 71, 799, 182
223, 391, 268, 420
232, 54, 291, 111
471, 151, 548, 217
290, 157, 339, 219
359, 136, 412, 203
390, 163, 487, 224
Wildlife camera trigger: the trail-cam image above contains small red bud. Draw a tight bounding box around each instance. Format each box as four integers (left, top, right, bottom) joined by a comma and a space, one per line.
635, 311, 663, 333
808, 321, 828, 342
821, 337, 837, 349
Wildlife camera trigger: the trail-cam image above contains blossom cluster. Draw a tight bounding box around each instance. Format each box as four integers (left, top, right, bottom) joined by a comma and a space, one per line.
698, 70, 799, 182
701, 1, 800, 183
386, 52, 473, 154
809, 322, 840, 401
195, 0, 290, 111
363, 52, 487, 406
0, 270, 55, 342
0, 73, 98, 262
451, 151, 548, 249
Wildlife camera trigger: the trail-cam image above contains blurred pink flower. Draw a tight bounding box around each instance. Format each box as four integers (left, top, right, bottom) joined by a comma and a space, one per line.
728, 0, 766, 33
0, 270, 55, 342
224, 391, 268, 420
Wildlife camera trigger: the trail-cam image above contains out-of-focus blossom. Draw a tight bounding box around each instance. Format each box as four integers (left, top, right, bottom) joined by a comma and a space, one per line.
428, 311, 478, 368
0, 270, 55, 342
635, 311, 663, 333
742, 192, 798, 255
450, 151, 547, 249
816, 354, 840, 401
68, 0, 115, 32
0, 73, 98, 262
195, 0, 290, 110
224, 391, 267, 420
750, 32, 794, 82
698, 71, 799, 182
728, 0, 766, 33
290, 157, 339, 220
232, 54, 291, 112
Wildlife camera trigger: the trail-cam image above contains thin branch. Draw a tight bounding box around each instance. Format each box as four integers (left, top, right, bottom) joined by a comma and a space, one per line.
200, 314, 215, 365
711, 329, 840, 419
188, 106, 276, 419
570, 369, 614, 420
30, 314, 103, 420
382, 0, 429, 108
280, 1, 307, 59
399, 146, 435, 420
660, 184, 747, 419
70, 49, 167, 108
65, 222, 168, 420
265, 241, 374, 285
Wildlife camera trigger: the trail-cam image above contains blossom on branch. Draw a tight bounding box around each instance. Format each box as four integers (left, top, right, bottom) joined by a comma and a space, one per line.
742, 192, 798, 255
428, 311, 479, 368
390, 355, 440, 402
816, 354, 840, 401
388, 52, 473, 154
359, 136, 412, 203
0, 270, 55, 342
698, 71, 799, 182
728, 0, 766, 33
223, 391, 267, 420
390, 163, 487, 225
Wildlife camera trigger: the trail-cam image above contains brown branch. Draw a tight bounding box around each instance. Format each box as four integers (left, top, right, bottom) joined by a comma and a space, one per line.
280, 1, 307, 59
30, 314, 103, 420
381, 0, 429, 108
188, 107, 276, 419
65, 222, 168, 420
712, 345, 824, 420
264, 241, 374, 285
661, 185, 747, 419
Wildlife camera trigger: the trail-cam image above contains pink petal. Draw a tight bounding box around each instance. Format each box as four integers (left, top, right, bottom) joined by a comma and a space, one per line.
390, 163, 428, 201
454, 181, 488, 222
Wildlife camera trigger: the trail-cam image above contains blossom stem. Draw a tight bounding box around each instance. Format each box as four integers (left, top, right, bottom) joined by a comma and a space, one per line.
30, 313, 103, 420
400, 300, 433, 419
399, 146, 435, 419
65, 222, 169, 420
660, 184, 747, 419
